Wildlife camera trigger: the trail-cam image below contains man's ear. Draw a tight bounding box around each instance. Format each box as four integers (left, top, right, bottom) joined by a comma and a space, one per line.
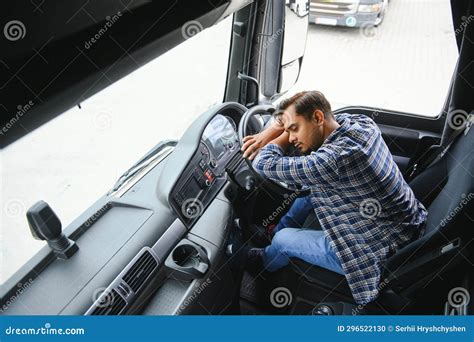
313, 109, 325, 125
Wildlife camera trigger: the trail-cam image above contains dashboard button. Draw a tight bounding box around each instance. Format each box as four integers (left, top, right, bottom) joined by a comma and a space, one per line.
204, 170, 215, 183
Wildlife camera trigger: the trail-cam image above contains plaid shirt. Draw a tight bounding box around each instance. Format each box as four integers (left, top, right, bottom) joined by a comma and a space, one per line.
253, 113, 427, 304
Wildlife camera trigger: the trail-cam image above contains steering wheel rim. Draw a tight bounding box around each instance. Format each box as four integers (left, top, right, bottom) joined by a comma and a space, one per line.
238, 104, 277, 144
238, 104, 310, 197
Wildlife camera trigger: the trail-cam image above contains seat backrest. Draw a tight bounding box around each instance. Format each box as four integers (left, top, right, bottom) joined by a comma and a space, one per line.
411, 124, 474, 235
382, 124, 473, 293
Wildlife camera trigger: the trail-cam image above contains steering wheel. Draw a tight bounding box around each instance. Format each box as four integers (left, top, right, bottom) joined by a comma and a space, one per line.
238, 104, 310, 197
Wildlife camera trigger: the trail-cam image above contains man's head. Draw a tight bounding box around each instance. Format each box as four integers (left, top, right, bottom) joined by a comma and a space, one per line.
275, 90, 337, 154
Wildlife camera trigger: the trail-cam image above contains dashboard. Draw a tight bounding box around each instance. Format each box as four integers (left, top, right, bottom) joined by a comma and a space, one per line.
0, 102, 255, 316
170, 114, 241, 227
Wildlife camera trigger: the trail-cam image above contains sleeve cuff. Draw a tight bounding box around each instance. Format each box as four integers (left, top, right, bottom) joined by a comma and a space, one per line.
263, 143, 284, 156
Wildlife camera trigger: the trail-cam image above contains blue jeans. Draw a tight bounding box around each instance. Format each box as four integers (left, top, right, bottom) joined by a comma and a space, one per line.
274, 195, 315, 233
263, 195, 344, 275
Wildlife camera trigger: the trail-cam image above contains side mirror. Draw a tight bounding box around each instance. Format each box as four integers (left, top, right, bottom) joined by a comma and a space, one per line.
258, 0, 309, 100
279, 0, 309, 94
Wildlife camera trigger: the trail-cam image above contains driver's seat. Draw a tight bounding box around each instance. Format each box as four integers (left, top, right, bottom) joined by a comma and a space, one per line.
283, 118, 474, 313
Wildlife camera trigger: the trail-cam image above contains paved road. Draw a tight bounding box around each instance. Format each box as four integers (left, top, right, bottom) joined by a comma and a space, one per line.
292, 0, 458, 116
1, 0, 458, 282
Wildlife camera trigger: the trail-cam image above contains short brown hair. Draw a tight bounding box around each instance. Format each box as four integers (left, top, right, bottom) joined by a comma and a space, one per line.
276, 90, 333, 121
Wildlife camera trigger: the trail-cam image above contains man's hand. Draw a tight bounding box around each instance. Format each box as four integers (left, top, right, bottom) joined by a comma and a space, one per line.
241, 120, 284, 160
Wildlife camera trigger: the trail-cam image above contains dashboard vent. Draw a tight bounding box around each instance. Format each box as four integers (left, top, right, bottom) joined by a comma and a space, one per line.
85, 248, 160, 315
90, 289, 126, 315
122, 250, 158, 293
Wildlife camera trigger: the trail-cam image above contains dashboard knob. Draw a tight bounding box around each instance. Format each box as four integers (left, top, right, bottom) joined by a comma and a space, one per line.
209, 159, 217, 168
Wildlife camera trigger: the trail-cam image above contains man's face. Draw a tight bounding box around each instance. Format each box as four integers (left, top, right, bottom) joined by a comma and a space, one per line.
279, 104, 326, 154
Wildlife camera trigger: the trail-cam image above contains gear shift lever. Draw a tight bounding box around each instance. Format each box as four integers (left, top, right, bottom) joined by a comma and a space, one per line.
26, 201, 78, 259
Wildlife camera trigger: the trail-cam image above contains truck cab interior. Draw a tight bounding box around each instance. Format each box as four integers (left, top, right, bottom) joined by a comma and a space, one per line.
1, 0, 472, 316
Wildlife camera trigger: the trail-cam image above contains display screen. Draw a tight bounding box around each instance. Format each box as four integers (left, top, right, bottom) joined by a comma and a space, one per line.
202, 114, 237, 160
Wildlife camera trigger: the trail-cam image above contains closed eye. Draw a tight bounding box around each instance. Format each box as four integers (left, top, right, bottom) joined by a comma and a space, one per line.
285, 123, 298, 133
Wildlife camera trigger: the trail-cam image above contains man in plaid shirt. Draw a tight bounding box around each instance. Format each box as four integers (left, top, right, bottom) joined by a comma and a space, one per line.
242, 90, 427, 304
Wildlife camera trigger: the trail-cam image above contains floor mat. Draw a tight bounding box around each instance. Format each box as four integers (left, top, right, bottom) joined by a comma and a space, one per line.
240, 271, 261, 304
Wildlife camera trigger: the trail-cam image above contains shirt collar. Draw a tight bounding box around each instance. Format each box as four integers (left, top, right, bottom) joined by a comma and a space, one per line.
324, 114, 350, 144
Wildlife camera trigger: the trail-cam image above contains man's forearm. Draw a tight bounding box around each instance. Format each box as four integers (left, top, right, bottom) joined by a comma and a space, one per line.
269, 131, 291, 151
252, 142, 338, 188
265, 119, 285, 140
241, 118, 285, 160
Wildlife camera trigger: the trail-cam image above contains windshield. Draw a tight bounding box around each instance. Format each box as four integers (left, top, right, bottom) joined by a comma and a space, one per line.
1, 17, 232, 284
285, 0, 458, 117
